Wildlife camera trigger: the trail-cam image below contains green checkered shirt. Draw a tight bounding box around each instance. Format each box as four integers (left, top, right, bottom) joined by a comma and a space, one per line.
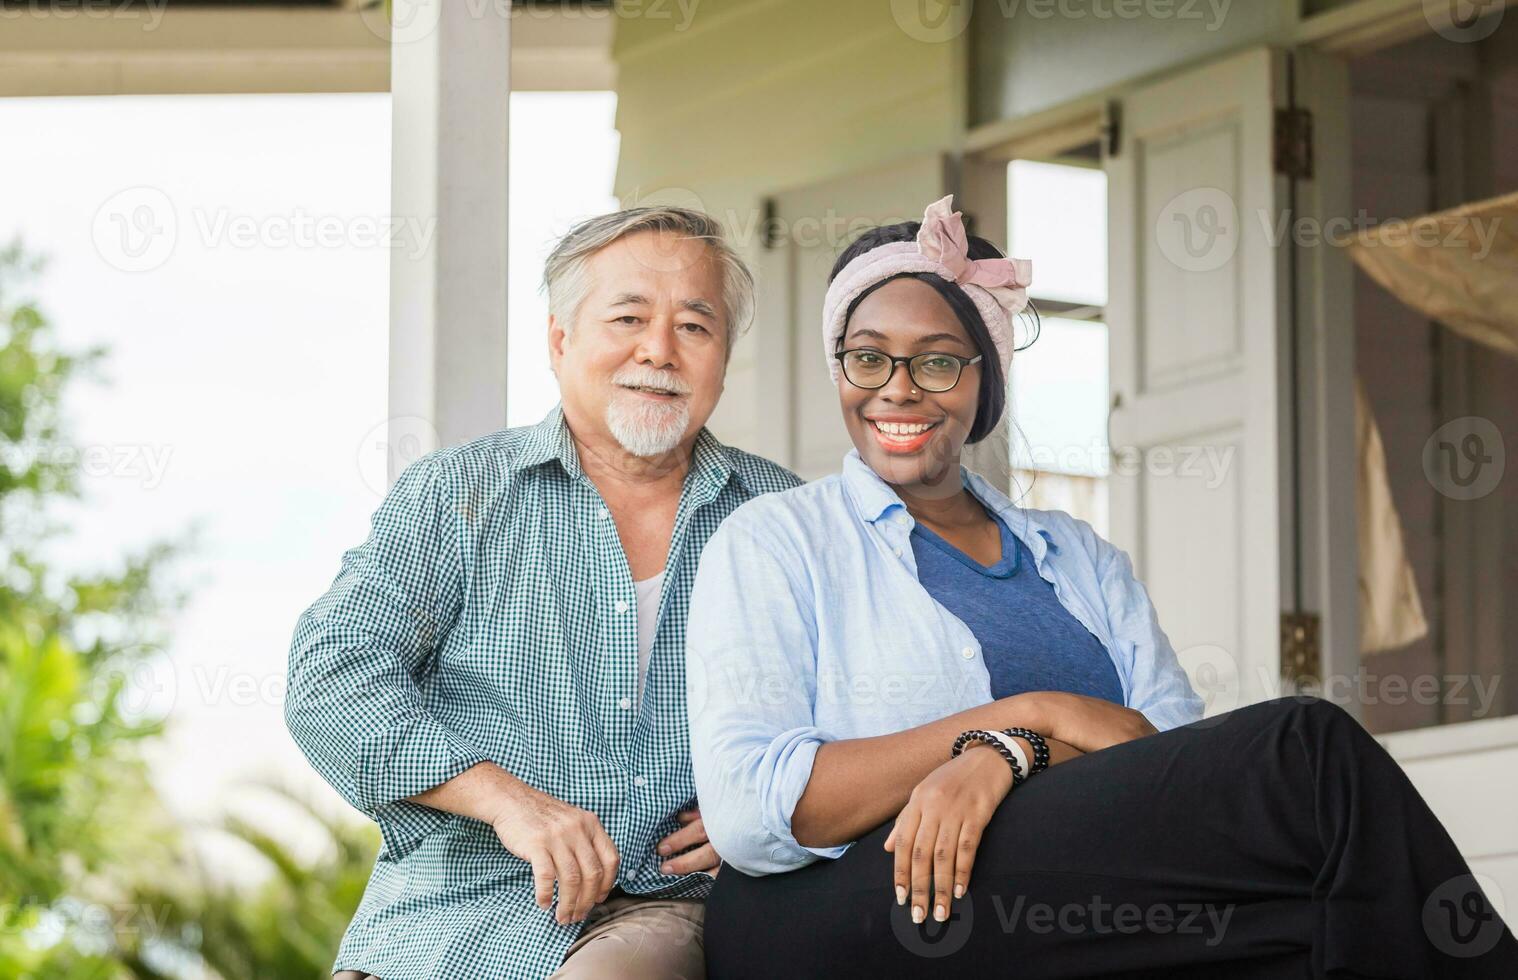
286, 405, 801, 979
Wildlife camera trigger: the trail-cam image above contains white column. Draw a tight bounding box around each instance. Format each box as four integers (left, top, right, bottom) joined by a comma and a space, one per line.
388, 0, 510, 477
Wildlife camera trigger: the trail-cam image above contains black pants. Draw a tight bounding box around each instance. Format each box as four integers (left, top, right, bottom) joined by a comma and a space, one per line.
705, 697, 1518, 978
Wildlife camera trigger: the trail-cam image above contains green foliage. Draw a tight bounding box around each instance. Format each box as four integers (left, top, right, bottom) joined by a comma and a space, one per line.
141, 785, 380, 980
0, 240, 376, 978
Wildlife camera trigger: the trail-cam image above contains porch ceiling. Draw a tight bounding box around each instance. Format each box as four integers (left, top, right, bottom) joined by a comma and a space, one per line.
0, 0, 615, 96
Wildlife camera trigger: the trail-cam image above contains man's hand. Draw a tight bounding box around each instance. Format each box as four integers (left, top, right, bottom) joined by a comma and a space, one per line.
656, 807, 721, 877
1034, 691, 1157, 753
884, 745, 1014, 927
487, 783, 621, 925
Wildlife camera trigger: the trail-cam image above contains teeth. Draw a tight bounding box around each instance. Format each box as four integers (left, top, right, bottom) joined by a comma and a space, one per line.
874, 421, 934, 436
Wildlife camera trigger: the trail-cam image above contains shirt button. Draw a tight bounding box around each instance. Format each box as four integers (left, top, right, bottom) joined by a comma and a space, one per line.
896, 516, 909, 527
632, 775, 647, 787
618, 696, 632, 710
961, 646, 976, 660
597, 506, 609, 520
893, 547, 903, 557
614, 599, 629, 613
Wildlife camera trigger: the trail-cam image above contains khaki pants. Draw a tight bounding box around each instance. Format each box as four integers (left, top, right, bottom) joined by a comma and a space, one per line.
333, 890, 705, 980
551, 890, 705, 979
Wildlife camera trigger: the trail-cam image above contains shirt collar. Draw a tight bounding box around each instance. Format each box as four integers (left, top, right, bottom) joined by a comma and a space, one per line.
841, 447, 1061, 562
515, 403, 735, 499
512, 404, 581, 474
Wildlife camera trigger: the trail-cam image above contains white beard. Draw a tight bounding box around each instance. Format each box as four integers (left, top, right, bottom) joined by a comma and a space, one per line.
606, 392, 691, 458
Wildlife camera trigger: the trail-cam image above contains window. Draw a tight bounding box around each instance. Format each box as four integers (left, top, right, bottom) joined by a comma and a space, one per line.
1005, 156, 1110, 534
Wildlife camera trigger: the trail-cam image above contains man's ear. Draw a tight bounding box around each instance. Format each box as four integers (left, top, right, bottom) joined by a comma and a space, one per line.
547, 314, 568, 372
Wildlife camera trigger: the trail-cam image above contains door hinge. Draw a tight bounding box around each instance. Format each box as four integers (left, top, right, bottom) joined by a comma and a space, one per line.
760, 197, 781, 251
1280, 611, 1322, 688
1101, 100, 1122, 159
1273, 107, 1314, 180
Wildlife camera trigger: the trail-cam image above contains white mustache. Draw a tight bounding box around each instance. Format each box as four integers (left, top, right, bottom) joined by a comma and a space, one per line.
612, 368, 691, 395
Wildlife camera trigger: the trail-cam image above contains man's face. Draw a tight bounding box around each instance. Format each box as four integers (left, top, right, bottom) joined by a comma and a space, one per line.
549, 229, 729, 460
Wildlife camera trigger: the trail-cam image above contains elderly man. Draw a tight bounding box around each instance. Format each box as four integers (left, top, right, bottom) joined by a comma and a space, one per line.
286, 207, 800, 979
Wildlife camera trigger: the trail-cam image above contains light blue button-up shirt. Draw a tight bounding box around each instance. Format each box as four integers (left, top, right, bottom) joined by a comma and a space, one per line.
686, 449, 1204, 876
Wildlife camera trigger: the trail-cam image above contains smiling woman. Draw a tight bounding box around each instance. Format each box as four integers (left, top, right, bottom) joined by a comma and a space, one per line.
684, 195, 1518, 977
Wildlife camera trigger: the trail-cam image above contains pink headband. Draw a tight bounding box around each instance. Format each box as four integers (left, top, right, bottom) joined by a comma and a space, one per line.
822, 195, 1033, 385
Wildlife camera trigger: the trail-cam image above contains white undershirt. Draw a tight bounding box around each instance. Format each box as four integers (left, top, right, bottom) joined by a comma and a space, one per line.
633, 570, 665, 704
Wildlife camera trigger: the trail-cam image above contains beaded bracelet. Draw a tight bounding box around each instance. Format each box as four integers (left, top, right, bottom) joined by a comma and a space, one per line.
951, 729, 1026, 786
1001, 727, 1050, 775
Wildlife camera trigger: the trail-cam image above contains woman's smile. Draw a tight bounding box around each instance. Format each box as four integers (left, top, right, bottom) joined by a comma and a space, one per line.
865, 414, 942, 454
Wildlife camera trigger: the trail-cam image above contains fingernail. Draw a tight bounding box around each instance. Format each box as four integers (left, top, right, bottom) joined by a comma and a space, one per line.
912, 906, 924, 924
954, 884, 964, 899
935, 904, 947, 922
895, 885, 906, 906
660, 864, 672, 874
658, 845, 669, 855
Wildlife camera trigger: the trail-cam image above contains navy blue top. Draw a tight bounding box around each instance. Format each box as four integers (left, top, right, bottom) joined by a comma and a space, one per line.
910, 512, 1125, 705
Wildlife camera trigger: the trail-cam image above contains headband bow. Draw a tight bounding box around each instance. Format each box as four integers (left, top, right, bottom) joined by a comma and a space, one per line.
822, 195, 1033, 386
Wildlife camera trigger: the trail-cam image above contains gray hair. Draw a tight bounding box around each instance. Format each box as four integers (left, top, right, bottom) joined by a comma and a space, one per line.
542, 206, 755, 357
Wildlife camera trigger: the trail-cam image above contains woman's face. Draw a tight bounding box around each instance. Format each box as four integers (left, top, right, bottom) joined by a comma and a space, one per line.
837, 277, 983, 489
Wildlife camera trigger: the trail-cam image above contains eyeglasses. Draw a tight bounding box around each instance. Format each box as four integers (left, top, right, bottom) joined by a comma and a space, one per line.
833, 347, 983, 392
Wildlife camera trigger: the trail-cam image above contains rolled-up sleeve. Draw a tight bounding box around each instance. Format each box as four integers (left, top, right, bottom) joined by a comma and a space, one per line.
285, 454, 486, 855
1092, 535, 1205, 731
686, 514, 846, 876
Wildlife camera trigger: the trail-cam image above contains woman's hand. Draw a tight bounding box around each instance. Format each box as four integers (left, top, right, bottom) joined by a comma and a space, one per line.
1034, 691, 1157, 753
884, 744, 1014, 926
